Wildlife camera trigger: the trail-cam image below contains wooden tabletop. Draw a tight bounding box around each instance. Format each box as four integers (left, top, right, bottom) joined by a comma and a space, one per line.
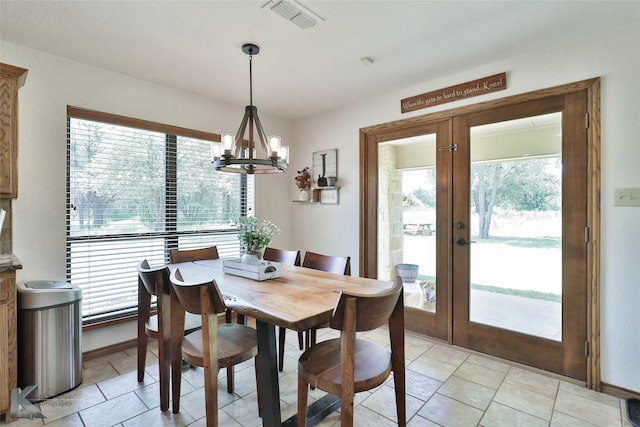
171, 258, 393, 331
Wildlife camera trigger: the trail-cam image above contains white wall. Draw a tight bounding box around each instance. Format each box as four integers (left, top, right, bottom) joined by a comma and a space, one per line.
1, 42, 294, 352
3, 22, 639, 393
290, 24, 640, 393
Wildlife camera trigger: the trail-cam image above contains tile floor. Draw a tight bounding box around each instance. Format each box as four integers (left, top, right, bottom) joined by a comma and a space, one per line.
6, 328, 634, 427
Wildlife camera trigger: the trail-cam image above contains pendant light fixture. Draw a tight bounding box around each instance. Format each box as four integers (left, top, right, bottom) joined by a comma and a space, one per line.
211, 43, 289, 174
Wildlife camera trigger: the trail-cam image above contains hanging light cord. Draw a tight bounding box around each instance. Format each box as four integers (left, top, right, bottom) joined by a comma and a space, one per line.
249, 52, 254, 107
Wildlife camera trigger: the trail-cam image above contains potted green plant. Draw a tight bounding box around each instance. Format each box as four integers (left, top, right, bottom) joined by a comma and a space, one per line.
236, 216, 280, 263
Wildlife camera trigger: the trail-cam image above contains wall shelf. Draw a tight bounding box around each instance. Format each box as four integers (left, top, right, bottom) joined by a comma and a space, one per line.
293, 187, 340, 204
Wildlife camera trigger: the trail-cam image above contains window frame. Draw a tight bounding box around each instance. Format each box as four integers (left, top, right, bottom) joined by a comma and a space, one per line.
66, 106, 252, 327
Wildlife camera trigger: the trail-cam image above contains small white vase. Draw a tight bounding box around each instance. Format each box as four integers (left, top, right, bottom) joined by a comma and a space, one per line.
241, 250, 262, 264
299, 188, 310, 201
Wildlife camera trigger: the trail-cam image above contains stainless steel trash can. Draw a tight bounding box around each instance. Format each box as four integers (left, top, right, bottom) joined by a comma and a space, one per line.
17, 281, 82, 401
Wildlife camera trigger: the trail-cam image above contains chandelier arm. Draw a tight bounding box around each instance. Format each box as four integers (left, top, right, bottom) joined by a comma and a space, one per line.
234, 108, 251, 158
252, 110, 271, 157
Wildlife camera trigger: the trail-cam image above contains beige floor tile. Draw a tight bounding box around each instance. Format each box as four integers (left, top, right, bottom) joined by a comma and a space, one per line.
111, 351, 148, 375
38, 383, 105, 423
504, 366, 559, 398
81, 362, 120, 386
361, 382, 424, 422
454, 359, 507, 390
407, 413, 441, 426
550, 410, 603, 426
554, 389, 622, 426
42, 412, 84, 427
493, 382, 555, 421
83, 350, 130, 368
277, 370, 301, 405
560, 380, 622, 408
466, 353, 511, 374
408, 354, 459, 382
133, 381, 163, 410
425, 344, 470, 367
121, 408, 195, 427
439, 375, 496, 410
97, 369, 149, 400
173, 387, 207, 421
481, 401, 548, 427
405, 339, 430, 361
349, 404, 399, 426
403, 369, 442, 400
220, 391, 262, 426
418, 393, 484, 426
78, 392, 148, 427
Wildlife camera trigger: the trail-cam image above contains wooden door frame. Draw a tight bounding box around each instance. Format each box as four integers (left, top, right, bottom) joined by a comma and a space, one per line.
359, 78, 601, 389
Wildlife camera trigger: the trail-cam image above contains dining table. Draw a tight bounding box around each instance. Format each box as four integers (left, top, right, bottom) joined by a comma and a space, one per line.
169, 258, 396, 427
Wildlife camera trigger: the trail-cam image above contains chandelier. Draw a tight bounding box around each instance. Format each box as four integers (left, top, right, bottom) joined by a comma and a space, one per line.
211, 43, 289, 174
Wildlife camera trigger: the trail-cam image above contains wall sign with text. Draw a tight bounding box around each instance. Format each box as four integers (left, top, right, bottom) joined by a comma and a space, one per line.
401, 72, 506, 113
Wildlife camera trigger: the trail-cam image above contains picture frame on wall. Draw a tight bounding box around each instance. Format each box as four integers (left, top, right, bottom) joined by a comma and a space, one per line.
312, 149, 337, 187
320, 188, 339, 204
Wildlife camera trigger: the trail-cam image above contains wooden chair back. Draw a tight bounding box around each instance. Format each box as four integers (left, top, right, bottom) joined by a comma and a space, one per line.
138, 259, 171, 297
170, 269, 227, 316
330, 276, 403, 332
169, 245, 219, 264
302, 251, 351, 275
263, 247, 301, 266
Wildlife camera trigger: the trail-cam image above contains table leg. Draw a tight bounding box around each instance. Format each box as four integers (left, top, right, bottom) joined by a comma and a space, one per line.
256, 319, 282, 427
282, 394, 340, 427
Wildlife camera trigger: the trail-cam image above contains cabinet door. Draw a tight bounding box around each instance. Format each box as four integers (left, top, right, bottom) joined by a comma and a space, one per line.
0, 63, 28, 199
0, 271, 17, 417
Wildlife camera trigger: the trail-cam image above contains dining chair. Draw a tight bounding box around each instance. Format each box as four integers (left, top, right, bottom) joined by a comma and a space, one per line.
136, 259, 201, 411
169, 268, 260, 424
302, 251, 351, 276
168, 245, 219, 264
297, 277, 405, 427
262, 247, 302, 371
169, 246, 225, 318
301, 251, 351, 348
168, 246, 241, 389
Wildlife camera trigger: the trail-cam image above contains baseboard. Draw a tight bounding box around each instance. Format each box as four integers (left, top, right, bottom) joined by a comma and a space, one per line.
83, 338, 137, 362
601, 382, 640, 400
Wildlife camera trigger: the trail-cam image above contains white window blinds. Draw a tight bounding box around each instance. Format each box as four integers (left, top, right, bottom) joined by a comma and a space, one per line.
67, 108, 254, 323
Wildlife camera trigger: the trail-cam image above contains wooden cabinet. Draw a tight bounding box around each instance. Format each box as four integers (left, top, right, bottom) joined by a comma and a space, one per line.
0, 268, 17, 421
0, 63, 28, 199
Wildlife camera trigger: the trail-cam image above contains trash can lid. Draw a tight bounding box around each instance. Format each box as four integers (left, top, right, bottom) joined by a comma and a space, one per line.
18, 281, 82, 309
24, 280, 74, 289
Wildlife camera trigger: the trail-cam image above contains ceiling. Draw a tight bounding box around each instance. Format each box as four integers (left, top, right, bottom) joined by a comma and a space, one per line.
1, 1, 639, 120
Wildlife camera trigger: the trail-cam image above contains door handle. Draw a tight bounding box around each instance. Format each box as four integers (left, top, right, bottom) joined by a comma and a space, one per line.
455, 237, 475, 246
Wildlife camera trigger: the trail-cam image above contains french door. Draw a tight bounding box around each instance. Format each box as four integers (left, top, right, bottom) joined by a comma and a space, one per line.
360, 80, 599, 381
451, 94, 587, 380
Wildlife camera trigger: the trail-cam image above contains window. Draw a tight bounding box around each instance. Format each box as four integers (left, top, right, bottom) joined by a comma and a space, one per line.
67, 108, 253, 324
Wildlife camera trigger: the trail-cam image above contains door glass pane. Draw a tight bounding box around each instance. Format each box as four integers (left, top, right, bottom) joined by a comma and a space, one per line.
469, 112, 562, 340
378, 135, 437, 313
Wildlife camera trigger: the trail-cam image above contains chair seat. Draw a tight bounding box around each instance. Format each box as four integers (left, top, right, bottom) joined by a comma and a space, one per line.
298, 338, 391, 396
145, 312, 202, 335
181, 323, 258, 368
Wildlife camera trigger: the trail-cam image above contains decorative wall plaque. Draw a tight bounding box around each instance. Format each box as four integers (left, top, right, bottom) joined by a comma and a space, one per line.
401, 72, 507, 113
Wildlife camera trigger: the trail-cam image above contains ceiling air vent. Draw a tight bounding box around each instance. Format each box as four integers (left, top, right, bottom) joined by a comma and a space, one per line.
263, 0, 324, 30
